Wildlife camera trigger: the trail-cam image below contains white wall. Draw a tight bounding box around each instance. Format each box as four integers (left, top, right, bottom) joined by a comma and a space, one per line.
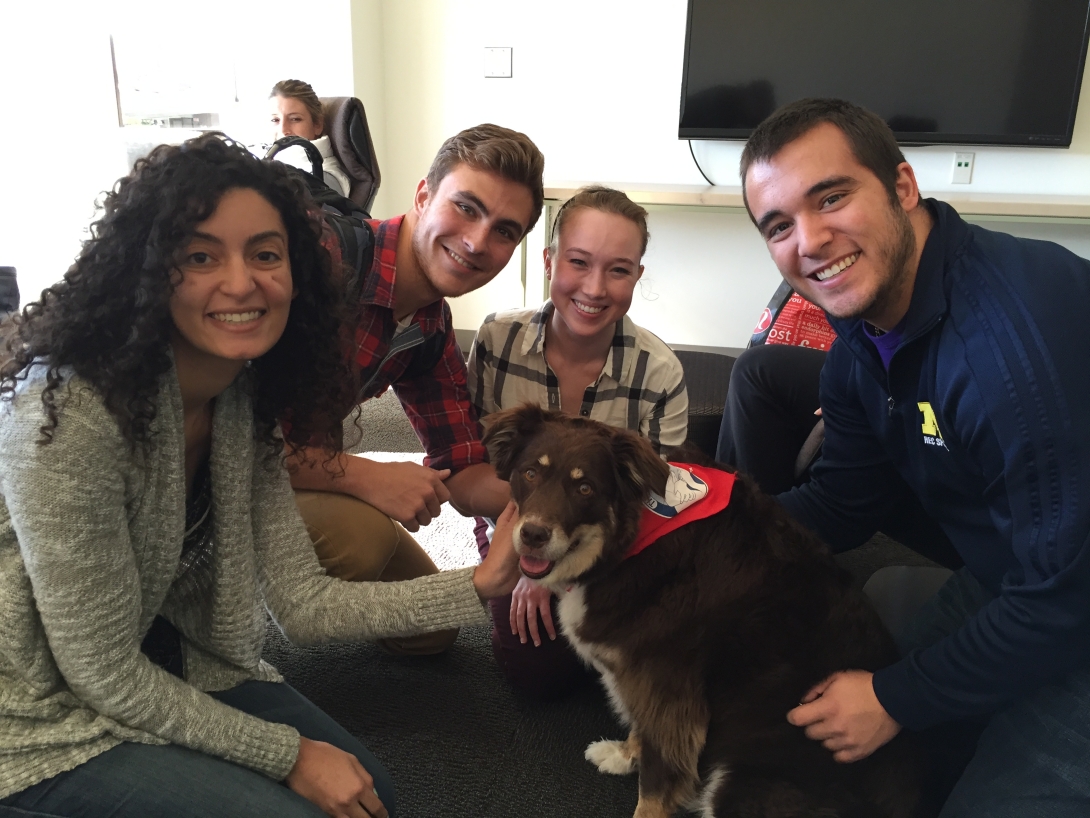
350, 0, 1090, 348
692, 103, 1090, 198
0, 0, 354, 303
5, 1, 1090, 347
350, 0, 708, 218
1, 6, 127, 306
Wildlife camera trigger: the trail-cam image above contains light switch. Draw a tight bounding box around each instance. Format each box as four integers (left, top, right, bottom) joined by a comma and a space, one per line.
484, 47, 512, 78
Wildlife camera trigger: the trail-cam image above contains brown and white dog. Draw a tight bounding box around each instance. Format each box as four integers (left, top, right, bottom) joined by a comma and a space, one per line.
483, 405, 928, 818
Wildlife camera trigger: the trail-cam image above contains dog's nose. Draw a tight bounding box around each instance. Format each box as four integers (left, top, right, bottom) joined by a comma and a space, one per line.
519, 522, 551, 549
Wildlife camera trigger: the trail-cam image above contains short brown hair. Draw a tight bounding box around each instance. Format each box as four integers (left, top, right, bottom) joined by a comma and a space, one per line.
549, 186, 650, 258
740, 98, 906, 217
426, 123, 545, 235
270, 79, 325, 135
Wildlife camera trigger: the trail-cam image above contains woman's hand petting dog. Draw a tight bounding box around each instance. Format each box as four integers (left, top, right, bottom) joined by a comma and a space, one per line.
510, 576, 556, 646
473, 501, 522, 600
787, 670, 902, 763
286, 737, 388, 818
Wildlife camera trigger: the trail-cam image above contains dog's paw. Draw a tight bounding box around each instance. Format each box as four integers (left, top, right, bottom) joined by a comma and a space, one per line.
585, 739, 637, 775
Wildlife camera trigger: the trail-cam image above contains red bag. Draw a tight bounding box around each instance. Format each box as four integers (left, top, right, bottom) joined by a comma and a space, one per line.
750, 281, 837, 350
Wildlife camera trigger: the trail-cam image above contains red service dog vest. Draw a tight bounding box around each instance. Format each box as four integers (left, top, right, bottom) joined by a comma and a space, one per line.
625, 463, 736, 559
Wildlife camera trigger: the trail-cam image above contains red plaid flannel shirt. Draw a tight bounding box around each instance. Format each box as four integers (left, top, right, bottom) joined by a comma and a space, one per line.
351, 216, 487, 473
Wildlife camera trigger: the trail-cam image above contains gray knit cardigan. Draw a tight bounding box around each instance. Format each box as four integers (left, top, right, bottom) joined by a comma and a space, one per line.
0, 364, 489, 798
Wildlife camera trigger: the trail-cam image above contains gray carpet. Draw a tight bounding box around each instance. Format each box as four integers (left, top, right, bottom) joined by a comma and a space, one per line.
263, 624, 637, 817
263, 389, 935, 817
342, 389, 425, 457
341, 390, 481, 571
835, 532, 939, 589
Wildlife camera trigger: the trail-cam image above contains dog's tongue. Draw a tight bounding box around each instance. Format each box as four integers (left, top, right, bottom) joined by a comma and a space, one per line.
519, 554, 553, 575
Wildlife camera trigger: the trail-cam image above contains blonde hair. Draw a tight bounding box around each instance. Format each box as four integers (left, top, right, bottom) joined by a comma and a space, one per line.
549, 186, 650, 257
270, 79, 324, 135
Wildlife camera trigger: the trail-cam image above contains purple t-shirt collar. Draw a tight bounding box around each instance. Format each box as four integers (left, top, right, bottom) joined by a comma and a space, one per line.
863, 319, 905, 370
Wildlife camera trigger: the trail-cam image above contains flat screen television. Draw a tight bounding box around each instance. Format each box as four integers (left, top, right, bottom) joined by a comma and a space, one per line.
679, 0, 1090, 146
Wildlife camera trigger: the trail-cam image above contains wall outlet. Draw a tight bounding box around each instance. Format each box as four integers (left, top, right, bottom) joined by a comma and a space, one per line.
951, 152, 975, 184
484, 47, 512, 78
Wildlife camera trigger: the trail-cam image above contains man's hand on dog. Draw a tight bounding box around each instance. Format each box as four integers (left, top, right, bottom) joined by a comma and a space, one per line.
787, 670, 902, 763
510, 577, 556, 646
473, 501, 522, 600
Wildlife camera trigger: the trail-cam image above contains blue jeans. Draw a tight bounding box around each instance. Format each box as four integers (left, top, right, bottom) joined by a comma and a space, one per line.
895, 568, 1090, 818
0, 681, 396, 818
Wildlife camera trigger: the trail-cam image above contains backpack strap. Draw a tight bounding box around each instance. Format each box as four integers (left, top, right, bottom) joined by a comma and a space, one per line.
749, 279, 796, 347
356, 322, 426, 400
325, 209, 375, 307
354, 322, 451, 404
264, 135, 324, 178
400, 328, 449, 381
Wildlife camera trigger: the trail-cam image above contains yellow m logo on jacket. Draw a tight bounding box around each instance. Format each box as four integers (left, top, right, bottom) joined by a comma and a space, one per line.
918, 402, 943, 440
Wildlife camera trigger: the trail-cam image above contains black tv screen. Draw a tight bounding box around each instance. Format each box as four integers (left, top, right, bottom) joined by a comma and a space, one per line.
679, 0, 1090, 146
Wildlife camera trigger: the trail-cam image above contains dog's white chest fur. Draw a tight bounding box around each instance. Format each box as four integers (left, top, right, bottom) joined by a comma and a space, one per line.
557, 584, 632, 726
556, 585, 590, 658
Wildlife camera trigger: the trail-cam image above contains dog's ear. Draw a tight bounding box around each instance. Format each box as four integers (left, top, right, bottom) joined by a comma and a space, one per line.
482, 403, 550, 480
611, 428, 670, 503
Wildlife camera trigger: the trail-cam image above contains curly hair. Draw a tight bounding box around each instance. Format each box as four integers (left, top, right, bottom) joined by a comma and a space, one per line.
0, 133, 353, 458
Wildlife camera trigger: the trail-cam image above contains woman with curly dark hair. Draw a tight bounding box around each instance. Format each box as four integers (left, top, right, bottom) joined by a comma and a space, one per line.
0, 134, 519, 818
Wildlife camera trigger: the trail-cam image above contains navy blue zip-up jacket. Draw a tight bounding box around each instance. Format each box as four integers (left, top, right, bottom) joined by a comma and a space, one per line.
778, 200, 1090, 731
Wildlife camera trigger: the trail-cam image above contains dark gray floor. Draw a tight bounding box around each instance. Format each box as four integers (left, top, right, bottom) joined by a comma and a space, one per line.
835, 532, 939, 589
263, 623, 638, 818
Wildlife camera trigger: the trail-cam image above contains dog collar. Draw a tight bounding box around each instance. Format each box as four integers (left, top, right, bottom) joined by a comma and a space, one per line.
624, 463, 736, 559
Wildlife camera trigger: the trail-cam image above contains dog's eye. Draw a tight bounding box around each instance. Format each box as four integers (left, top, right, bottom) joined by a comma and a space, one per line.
523, 468, 537, 482
578, 483, 593, 496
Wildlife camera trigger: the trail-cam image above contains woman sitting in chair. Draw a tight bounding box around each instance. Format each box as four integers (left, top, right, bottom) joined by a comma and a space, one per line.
270, 79, 351, 198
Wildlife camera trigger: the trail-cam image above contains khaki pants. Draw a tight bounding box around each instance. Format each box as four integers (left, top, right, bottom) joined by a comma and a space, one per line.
294, 489, 459, 655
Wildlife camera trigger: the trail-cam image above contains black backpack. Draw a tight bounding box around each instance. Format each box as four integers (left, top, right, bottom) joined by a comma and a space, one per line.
264, 138, 447, 396
265, 136, 375, 308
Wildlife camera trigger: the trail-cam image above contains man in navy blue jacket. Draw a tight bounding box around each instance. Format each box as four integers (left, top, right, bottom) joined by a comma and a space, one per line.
740, 98, 1090, 817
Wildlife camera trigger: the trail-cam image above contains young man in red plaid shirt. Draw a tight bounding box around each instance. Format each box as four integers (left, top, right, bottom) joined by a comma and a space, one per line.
289, 124, 543, 654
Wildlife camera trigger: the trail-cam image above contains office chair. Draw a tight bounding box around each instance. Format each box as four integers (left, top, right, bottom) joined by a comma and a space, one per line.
321, 96, 381, 214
